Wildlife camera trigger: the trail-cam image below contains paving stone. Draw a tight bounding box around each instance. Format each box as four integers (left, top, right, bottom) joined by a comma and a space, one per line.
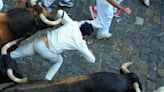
147, 80, 156, 91
145, 8, 154, 17
1, 0, 164, 92
149, 53, 158, 63
158, 62, 164, 68
141, 39, 151, 47
160, 36, 164, 43
159, 43, 164, 52
141, 47, 151, 55
153, 15, 161, 24
148, 70, 157, 81
157, 68, 164, 77
139, 75, 147, 86
149, 62, 157, 71
135, 16, 144, 25
140, 54, 149, 62
137, 62, 148, 75
157, 78, 164, 87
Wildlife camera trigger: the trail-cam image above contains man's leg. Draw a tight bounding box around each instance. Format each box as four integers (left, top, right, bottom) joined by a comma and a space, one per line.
0, 0, 3, 11
56, 9, 73, 24
143, 0, 150, 6
43, 0, 56, 12
34, 39, 63, 80
96, 17, 113, 39
44, 54, 63, 80
10, 40, 36, 59
43, 0, 55, 7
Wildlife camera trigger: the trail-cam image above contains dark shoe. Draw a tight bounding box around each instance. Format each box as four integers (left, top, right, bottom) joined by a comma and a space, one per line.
59, 1, 74, 8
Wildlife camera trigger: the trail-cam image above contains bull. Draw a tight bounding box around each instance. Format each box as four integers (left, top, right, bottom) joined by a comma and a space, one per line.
0, 0, 62, 51
0, 62, 142, 92
0, 0, 63, 83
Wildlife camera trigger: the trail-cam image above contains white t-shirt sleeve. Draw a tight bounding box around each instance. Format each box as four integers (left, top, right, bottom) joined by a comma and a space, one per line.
56, 9, 74, 24
77, 40, 95, 63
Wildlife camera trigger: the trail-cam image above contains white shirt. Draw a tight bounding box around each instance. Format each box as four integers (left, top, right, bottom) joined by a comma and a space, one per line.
47, 10, 95, 63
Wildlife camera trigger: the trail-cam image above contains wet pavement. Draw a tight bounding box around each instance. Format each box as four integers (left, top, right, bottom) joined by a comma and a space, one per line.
2, 0, 164, 92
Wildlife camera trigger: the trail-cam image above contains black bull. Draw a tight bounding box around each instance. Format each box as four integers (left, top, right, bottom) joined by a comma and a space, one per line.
0, 55, 21, 83
0, 62, 142, 92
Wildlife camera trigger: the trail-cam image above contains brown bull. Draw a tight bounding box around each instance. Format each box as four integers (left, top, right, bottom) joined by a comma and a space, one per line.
0, 0, 62, 49
0, 0, 62, 84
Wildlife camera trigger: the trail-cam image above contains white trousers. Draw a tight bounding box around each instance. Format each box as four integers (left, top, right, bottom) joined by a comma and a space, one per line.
82, 0, 113, 35
43, 0, 71, 7
0, 0, 3, 11
10, 39, 63, 80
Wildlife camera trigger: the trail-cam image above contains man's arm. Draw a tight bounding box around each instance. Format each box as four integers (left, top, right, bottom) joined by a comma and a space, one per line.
77, 40, 95, 63
56, 9, 74, 24
107, 0, 132, 15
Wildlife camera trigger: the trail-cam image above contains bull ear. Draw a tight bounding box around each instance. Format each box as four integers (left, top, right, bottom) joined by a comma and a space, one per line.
26, 2, 31, 8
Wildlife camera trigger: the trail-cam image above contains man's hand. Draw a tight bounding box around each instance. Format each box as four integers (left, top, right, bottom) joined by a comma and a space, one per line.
123, 7, 132, 15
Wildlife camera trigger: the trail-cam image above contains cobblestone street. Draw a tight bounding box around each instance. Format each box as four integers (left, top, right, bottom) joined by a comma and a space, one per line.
2, 0, 164, 92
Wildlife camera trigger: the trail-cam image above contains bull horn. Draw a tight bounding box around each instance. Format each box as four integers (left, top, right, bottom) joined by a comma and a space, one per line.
38, 3, 63, 26
121, 62, 133, 74
1, 38, 23, 55
30, 0, 37, 6
1, 38, 28, 83
7, 69, 27, 83
39, 14, 62, 26
133, 82, 141, 92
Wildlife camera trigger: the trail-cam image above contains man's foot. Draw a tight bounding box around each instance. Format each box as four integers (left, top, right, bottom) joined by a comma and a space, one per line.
96, 33, 112, 39
42, 3, 52, 13
89, 6, 97, 19
143, 0, 150, 6
59, 1, 74, 8
114, 11, 122, 17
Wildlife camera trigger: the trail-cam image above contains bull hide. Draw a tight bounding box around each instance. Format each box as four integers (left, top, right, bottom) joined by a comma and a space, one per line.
0, 55, 23, 83
0, 6, 53, 49
0, 72, 142, 92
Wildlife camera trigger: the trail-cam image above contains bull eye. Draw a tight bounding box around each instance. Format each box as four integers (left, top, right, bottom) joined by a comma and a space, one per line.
33, 12, 38, 16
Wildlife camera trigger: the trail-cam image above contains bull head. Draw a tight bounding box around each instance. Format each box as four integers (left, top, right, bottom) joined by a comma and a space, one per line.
28, 0, 62, 26
121, 62, 142, 92
1, 38, 27, 83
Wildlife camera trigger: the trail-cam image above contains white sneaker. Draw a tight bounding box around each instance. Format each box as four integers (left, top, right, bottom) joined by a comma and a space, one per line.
143, 0, 150, 6
96, 33, 112, 39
